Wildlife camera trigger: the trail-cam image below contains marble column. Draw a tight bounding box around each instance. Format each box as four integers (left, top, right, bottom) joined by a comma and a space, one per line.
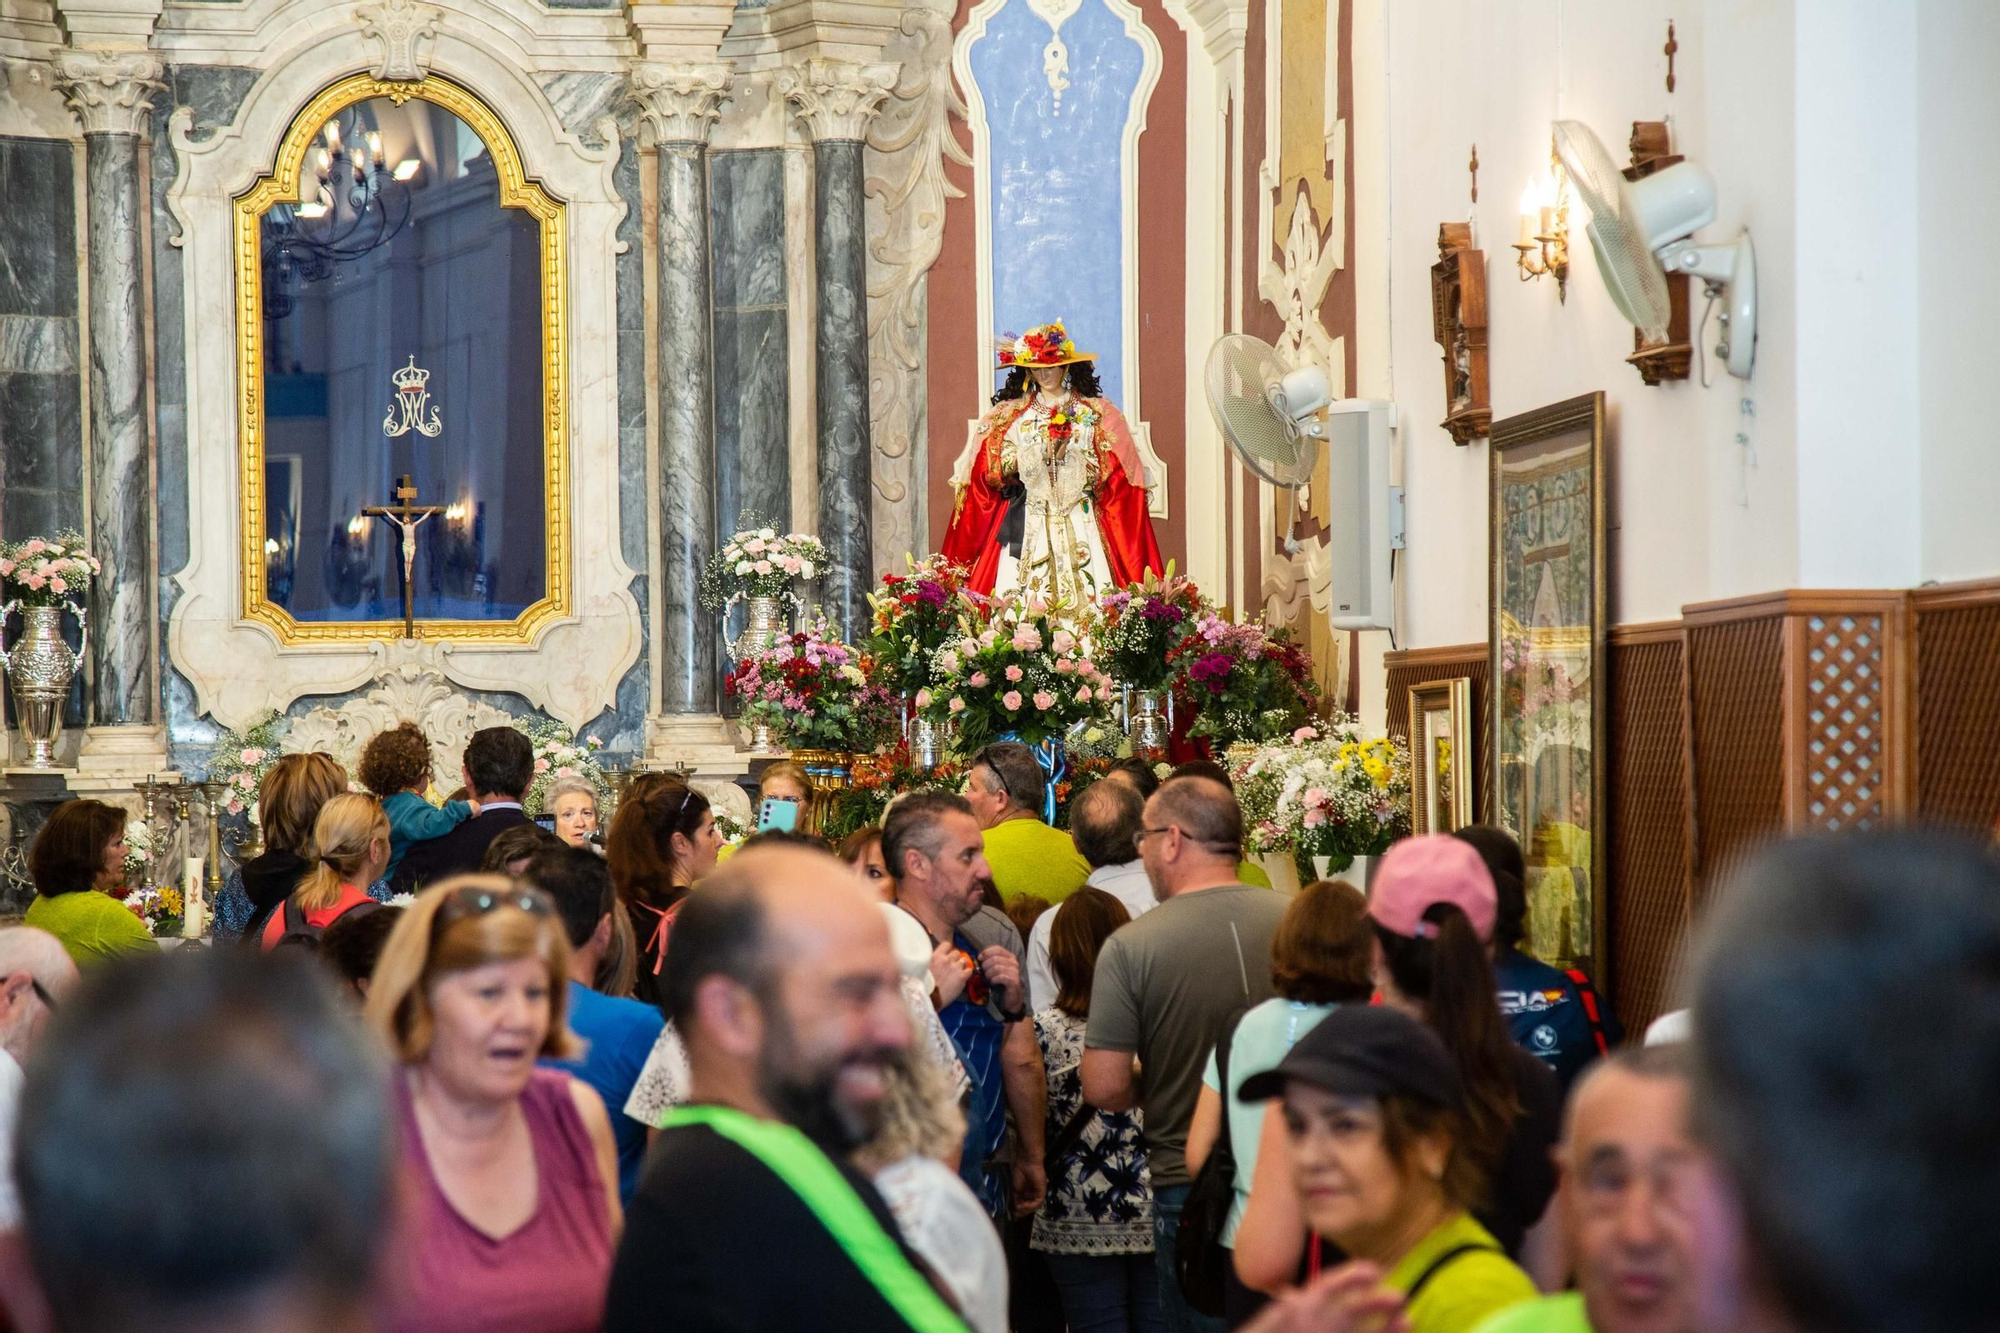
780, 59, 894, 643
56, 50, 167, 765
629, 62, 732, 718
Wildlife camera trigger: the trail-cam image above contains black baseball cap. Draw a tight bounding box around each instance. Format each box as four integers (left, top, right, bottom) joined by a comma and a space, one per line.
1237, 1005, 1461, 1109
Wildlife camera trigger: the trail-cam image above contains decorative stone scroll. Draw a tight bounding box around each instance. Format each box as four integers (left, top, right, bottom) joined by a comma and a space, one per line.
356, 0, 441, 84
286, 662, 515, 790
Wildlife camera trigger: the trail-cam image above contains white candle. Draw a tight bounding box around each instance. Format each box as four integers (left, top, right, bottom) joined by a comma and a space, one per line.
183, 858, 204, 939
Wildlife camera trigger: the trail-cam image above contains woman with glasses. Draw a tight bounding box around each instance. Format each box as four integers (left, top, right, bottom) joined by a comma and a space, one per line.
604, 779, 723, 1011
366, 875, 622, 1333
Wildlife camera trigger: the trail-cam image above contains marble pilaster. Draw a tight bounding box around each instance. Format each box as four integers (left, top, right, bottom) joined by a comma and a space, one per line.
630, 62, 731, 717
57, 49, 165, 762
779, 60, 893, 642
709, 149, 790, 536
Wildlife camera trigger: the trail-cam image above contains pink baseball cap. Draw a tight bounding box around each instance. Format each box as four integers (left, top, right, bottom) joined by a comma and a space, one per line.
1367, 835, 1498, 942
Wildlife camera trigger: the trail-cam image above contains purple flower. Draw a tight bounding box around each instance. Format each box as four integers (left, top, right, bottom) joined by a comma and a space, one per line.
1190, 652, 1235, 694
1140, 600, 1185, 625
915, 581, 948, 607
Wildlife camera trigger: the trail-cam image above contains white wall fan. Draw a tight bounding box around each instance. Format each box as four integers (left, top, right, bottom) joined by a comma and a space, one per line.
1204, 335, 1401, 630
1553, 119, 1758, 379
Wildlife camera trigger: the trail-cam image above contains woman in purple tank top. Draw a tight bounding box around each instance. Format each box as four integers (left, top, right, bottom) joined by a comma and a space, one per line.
365, 875, 624, 1333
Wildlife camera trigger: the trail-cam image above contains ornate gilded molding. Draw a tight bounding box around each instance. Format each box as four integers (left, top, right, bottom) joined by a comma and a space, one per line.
626, 60, 733, 146
356, 0, 440, 83
778, 58, 896, 143
52, 48, 164, 136
231, 73, 570, 647
863, 0, 969, 565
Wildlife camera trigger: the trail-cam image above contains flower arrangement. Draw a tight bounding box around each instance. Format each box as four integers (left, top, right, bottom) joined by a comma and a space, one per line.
920, 592, 1115, 752
865, 555, 984, 699
997, 319, 1082, 368
122, 884, 185, 938
821, 742, 966, 843
1097, 568, 1208, 692
204, 711, 288, 821
698, 514, 829, 612
515, 717, 609, 819
0, 530, 101, 608
1167, 613, 1319, 750
121, 818, 153, 886
726, 615, 900, 753
1233, 718, 1412, 877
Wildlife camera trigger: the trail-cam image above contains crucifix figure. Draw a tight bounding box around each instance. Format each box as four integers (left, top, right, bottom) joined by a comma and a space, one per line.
363, 474, 446, 639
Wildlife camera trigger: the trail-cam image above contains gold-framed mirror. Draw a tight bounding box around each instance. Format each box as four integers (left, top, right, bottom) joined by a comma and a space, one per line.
1409, 677, 1473, 835
233, 73, 569, 644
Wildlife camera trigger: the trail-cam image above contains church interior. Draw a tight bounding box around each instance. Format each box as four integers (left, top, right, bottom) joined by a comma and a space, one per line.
0, 0, 1995, 1039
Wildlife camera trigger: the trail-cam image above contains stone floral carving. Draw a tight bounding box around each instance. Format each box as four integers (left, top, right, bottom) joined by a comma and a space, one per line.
286, 662, 515, 789
864, 0, 969, 570
627, 61, 733, 145
356, 0, 441, 84
52, 49, 166, 136
778, 59, 896, 143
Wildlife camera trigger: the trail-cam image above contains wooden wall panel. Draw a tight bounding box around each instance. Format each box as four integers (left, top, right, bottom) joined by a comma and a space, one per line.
1608, 628, 1690, 1036
1913, 579, 2000, 830
1383, 643, 1491, 824
1685, 614, 1787, 913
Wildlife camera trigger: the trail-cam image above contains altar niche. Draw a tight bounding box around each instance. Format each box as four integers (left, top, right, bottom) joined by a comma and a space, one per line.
233, 74, 569, 645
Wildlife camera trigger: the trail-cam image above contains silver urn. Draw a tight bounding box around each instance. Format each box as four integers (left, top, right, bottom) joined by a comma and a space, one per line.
729, 593, 790, 663
4, 604, 86, 768
1124, 687, 1173, 754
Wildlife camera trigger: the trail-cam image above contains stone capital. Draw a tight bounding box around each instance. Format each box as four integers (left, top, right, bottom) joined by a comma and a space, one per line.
777, 58, 896, 142
52, 48, 165, 136
627, 61, 734, 146
356, 0, 441, 83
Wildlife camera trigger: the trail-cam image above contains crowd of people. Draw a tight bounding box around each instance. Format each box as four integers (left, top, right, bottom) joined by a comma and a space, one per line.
0, 723, 1991, 1333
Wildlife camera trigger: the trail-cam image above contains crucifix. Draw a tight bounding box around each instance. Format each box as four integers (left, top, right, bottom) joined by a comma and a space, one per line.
363, 474, 446, 639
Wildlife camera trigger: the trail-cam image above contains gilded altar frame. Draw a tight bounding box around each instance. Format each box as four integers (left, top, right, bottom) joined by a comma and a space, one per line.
232, 73, 569, 645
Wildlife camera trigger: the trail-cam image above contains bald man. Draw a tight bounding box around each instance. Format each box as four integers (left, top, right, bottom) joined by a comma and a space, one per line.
0, 926, 78, 1229
1474, 1046, 1702, 1333
602, 845, 965, 1332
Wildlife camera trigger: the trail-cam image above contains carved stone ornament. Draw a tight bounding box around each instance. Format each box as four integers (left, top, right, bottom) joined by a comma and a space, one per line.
52, 49, 166, 137
286, 661, 515, 791
1431, 221, 1490, 445
1623, 121, 1692, 384
778, 59, 897, 143
626, 61, 733, 146
356, 0, 441, 84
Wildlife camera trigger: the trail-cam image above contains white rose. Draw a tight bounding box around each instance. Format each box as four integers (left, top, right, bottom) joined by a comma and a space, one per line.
736, 559, 754, 575
758, 527, 776, 540
799, 560, 815, 579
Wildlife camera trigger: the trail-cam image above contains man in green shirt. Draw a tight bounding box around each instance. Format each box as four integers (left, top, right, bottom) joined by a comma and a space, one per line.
1474, 1045, 1701, 1333
964, 742, 1090, 906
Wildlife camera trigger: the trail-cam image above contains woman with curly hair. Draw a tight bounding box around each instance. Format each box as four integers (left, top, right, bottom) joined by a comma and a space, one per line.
359, 722, 474, 882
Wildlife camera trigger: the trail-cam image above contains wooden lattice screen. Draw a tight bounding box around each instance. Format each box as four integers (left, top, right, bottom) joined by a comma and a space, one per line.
1685, 613, 1787, 913
1799, 612, 1889, 831
1608, 628, 1690, 1035
1913, 581, 2000, 830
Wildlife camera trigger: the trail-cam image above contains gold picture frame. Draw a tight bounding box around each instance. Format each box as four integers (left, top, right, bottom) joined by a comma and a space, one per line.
1489, 391, 1608, 985
1408, 677, 1473, 835
233, 73, 569, 644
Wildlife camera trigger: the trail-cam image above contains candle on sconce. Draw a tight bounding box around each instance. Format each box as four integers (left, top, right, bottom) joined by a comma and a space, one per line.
183, 857, 204, 939
1516, 179, 1539, 246
1539, 206, 1555, 241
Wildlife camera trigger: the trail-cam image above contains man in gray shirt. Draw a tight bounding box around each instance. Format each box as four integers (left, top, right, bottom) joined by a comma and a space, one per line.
1082, 776, 1285, 1333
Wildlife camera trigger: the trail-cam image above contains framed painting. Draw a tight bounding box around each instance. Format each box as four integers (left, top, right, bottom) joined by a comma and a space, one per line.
1409, 677, 1473, 835
1489, 392, 1608, 984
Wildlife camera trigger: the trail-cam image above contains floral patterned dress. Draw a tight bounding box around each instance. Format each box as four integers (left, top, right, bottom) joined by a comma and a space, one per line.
1031, 1008, 1153, 1255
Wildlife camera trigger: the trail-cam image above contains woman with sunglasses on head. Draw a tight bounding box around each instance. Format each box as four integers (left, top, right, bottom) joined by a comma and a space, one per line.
367, 875, 622, 1333
604, 779, 723, 1011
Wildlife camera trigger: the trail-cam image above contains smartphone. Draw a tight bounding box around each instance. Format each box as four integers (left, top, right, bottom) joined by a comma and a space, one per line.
758, 797, 800, 833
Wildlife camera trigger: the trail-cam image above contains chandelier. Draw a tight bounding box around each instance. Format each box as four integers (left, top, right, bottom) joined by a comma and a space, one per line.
261, 109, 423, 321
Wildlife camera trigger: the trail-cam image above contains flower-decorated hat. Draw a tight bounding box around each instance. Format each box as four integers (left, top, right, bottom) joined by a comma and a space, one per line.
997, 319, 1098, 369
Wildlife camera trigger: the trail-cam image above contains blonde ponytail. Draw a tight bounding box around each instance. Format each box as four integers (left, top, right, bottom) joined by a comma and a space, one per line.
297, 793, 390, 912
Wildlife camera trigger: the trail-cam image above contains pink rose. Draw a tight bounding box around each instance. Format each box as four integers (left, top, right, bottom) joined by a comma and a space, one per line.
1303, 786, 1329, 807
949, 696, 967, 714
754, 560, 772, 575
22, 540, 42, 555
968, 672, 988, 689
1054, 659, 1073, 675
915, 688, 934, 708
1078, 659, 1097, 675
226, 798, 245, 816
1303, 808, 1328, 828
48, 576, 65, 594
1052, 629, 1077, 654
1033, 690, 1056, 710
0, 560, 13, 576
1002, 690, 1023, 711
555, 766, 577, 778
239, 747, 265, 765
1293, 726, 1319, 742
23, 574, 43, 590
1011, 624, 1043, 652
1075, 685, 1092, 704
1004, 664, 1024, 683
534, 757, 551, 773
978, 629, 999, 650
746, 537, 767, 554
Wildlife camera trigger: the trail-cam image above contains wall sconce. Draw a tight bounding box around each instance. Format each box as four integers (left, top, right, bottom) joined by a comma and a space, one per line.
1514, 148, 1570, 301
344, 515, 367, 541
444, 502, 469, 526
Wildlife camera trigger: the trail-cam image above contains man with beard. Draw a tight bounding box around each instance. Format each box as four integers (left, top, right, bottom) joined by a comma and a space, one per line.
1475, 1045, 1703, 1333
884, 790, 1048, 1220
601, 845, 967, 1332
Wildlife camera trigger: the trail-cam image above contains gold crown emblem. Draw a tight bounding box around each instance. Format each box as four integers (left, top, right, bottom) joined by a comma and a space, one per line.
392, 356, 430, 393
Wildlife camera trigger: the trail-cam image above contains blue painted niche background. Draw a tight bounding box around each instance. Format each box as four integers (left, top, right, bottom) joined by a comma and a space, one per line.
966, 0, 1146, 406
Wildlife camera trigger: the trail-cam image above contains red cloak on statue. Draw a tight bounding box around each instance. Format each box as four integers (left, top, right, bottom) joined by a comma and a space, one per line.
940, 396, 1164, 595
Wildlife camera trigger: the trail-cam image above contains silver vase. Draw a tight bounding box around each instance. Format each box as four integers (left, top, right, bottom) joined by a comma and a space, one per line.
911, 714, 952, 770
730, 593, 789, 662
4, 604, 86, 769
1125, 687, 1173, 754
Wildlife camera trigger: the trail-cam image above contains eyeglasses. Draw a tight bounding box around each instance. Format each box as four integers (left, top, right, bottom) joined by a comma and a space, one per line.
1132, 826, 1175, 851
28, 979, 56, 1013
434, 883, 555, 937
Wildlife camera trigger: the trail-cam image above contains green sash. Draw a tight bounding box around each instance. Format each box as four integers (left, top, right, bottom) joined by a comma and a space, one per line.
663, 1105, 969, 1333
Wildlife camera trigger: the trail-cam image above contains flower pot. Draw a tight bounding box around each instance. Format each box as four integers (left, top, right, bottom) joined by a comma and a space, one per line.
1307, 854, 1375, 891
1124, 687, 1172, 755
1254, 852, 1302, 895
741, 716, 779, 752
729, 594, 790, 663
4, 604, 85, 768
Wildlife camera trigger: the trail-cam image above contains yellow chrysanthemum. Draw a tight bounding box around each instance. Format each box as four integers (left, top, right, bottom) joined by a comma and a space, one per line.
158, 887, 183, 916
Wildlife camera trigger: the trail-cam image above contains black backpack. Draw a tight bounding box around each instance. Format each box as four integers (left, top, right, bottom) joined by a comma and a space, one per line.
271, 894, 380, 953
1175, 1004, 1250, 1316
